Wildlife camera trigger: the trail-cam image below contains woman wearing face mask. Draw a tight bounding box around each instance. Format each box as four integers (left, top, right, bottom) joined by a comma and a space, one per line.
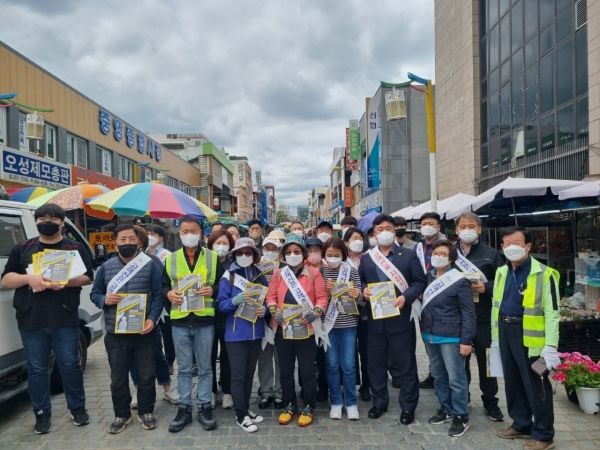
342, 227, 366, 269
305, 238, 324, 268
266, 234, 328, 427
420, 240, 475, 437
320, 237, 362, 420
207, 230, 236, 410
216, 238, 269, 433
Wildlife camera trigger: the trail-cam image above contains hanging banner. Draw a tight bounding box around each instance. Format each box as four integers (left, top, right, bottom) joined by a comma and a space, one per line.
344, 186, 353, 207
71, 165, 130, 188
89, 232, 116, 253
349, 119, 360, 161
366, 98, 380, 189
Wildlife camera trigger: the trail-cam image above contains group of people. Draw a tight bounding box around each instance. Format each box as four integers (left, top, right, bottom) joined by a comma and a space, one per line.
1, 205, 560, 450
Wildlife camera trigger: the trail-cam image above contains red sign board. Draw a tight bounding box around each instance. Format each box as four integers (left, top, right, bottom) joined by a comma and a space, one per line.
344, 186, 353, 207
345, 128, 357, 170
71, 166, 130, 188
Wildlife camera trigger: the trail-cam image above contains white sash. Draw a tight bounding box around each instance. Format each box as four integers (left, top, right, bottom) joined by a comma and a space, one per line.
280, 265, 329, 347
323, 262, 352, 335
416, 243, 427, 273
455, 253, 488, 283
156, 248, 170, 263
222, 270, 249, 291
107, 253, 151, 294
422, 269, 465, 309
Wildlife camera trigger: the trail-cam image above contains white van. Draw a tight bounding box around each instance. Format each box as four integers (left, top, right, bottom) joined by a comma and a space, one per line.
0, 200, 104, 403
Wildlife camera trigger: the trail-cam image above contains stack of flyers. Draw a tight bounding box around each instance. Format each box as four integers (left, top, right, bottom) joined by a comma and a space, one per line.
331, 282, 359, 315
29, 249, 86, 285
115, 294, 147, 334
256, 261, 278, 282
368, 281, 400, 320
234, 282, 268, 323
178, 274, 204, 312
282, 303, 309, 340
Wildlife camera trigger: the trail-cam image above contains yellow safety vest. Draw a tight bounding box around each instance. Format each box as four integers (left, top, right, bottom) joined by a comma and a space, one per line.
165, 247, 218, 320
492, 257, 559, 349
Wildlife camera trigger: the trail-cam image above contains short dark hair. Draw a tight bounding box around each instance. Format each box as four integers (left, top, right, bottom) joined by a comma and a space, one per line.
224, 223, 239, 232
146, 224, 165, 238
248, 219, 262, 229
501, 226, 532, 244
113, 224, 140, 240
342, 226, 364, 243
180, 217, 203, 229
134, 225, 149, 250
211, 221, 223, 230
367, 227, 374, 237
291, 220, 304, 229
394, 216, 408, 227
34, 204, 66, 221
322, 237, 349, 261
207, 229, 235, 250
340, 216, 358, 227
430, 239, 458, 263
420, 212, 441, 225
372, 214, 395, 228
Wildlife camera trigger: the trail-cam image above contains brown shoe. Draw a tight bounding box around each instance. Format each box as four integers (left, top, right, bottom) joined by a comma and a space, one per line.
497, 427, 531, 439
523, 439, 555, 450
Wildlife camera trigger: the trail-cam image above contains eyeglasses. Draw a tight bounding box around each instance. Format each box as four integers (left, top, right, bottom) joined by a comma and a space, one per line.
284, 250, 303, 256
236, 251, 254, 257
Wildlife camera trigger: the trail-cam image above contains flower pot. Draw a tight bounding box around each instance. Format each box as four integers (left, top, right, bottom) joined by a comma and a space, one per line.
565, 386, 579, 404
575, 387, 600, 414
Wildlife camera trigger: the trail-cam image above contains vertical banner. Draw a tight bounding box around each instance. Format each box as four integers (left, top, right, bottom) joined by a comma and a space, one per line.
344, 186, 353, 207
366, 97, 380, 189
349, 119, 360, 161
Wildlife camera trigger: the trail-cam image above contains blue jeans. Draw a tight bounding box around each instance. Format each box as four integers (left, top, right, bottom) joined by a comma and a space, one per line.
424, 341, 469, 419
19, 326, 85, 413
325, 327, 357, 407
172, 324, 214, 409
131, 326, 171, 387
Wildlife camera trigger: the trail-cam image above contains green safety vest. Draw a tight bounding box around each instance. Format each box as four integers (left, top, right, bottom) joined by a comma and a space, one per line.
492, 257, 559, 350
165, 247, 218, 320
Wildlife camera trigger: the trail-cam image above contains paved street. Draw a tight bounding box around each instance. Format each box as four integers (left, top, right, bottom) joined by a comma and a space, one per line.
0, 333, 598, 450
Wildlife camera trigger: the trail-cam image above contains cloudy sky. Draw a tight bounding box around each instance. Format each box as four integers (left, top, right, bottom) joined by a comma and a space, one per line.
2, 0, 434, 214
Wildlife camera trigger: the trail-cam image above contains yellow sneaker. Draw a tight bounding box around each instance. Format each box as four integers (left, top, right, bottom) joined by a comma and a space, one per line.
278, 404, 298, 425
298, 406, 314, 427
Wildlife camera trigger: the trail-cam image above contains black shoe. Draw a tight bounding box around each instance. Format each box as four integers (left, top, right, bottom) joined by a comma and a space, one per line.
169, 406, 193, 432
483, 404, 505, 422
400, 411, 415, 425
34, 410, 52, 434
274, 396, 284, 409
419, 372, 435, 389
316, 388, 329, 402
70, 407, 89, 426
198, 403, 217, 430
358, 385, 372, 402
368, 406, 387, 419
428, 408, 452, 424
109, 416, 132, 434
258, 395, 273, 410
137, 413, 158, 430
448, 415, 469, 437
391, 377, 402, 389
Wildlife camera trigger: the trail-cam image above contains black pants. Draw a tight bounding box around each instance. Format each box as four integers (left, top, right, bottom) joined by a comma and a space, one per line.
159, 314, 176, 366
356, 319, 370, 387
104, 332, 156, 417
499, 321, 554, 442
226, 339, 261, 420
212, 327, 231, 394
275, 331, 318, 408
368, 326, 419, 412
466, 320, 499, 406
316, 346, 328, 391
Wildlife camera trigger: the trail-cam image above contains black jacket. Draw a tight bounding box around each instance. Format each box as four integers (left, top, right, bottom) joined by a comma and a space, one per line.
421, 271, 476, 345
454, 241, 505, 322
358, 245, 427, 334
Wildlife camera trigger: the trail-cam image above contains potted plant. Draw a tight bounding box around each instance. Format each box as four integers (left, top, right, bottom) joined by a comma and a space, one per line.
552, 352, 600, 414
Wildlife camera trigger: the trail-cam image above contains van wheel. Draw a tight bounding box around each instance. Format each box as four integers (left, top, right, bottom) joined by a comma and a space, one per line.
50, 329, 88, 393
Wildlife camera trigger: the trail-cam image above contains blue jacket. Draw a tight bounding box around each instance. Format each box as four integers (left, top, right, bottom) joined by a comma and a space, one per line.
216, 262, 269, 342
420, 269, 476, 345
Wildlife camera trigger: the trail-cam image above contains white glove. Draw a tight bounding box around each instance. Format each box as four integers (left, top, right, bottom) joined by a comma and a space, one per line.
490, 341, 499, 349
410, 300, 422, 322
540, 345, 561, 371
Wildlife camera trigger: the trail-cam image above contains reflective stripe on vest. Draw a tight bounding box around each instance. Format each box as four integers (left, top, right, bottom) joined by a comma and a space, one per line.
166, 248, 217, 319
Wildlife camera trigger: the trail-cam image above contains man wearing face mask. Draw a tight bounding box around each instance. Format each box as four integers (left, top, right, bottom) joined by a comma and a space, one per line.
290, 221, 305, 239
248, 219, 264, 251
394, 216, 416, 249
163, 218, 225, 433
492, 227, 560, 450
2, 204, 94, 435
340, 216, 358, 239
453, 212, 505, 422
316, 220, 334, 243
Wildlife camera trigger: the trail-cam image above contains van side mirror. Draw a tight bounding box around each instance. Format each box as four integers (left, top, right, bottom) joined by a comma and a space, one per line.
95, 244, 108, 265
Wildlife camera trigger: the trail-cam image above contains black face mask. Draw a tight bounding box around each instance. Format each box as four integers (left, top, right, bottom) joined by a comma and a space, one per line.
37, 221, 60, 237
117, 244, 138, 258
395, 228, 406, 238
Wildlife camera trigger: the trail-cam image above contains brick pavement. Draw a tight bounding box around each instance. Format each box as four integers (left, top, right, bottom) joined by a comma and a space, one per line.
1, 333, 599, 450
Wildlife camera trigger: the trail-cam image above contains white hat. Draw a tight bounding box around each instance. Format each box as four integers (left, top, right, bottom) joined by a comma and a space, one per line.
262, 237, 282, 248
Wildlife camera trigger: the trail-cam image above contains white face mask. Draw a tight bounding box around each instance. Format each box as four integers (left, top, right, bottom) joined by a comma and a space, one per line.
342, 228, 349, 238
285, 254, 304, 267
349, 240, 364, 253
459, 229, 478, 244
369, 237, 378, 247
263, 251, 279, 262
180, 233, 200, 248
148, 236, 159, 247
376, 231, 395, 247
431, 256, 449, 268
318, 232, 332, 243
326, 256, 343, 268
236, 254, 254, 268
420, 225, 438, 238
292, 230, 304, 238
213, 244, 229, 257
504, 245, 527, 262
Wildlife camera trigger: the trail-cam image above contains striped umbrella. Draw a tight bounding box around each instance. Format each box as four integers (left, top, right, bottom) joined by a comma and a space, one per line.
86, 182, 218, 221
7, 187, 53, 203
27, 183, 116, 220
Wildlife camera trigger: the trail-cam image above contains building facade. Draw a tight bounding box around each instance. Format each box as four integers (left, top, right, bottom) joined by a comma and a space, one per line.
230, 155, 253, 223
308, 186, 328, 227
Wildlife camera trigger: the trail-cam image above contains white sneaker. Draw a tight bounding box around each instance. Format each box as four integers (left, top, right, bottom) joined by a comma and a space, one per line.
330, 405, 342, 420
346, 405, 359, 420
211, 392, 216, 409
222, 394, 233, 409
131, 391, 138, 410
237, 415, 258, 433
163, 389, 179, 404
248, 410, 264, 424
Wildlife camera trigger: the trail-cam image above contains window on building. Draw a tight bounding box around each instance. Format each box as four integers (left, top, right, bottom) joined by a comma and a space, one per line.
490, 68, 500, 94
512, 128, 525, 159
481, 100, 488, 144
512, 73, 524, 127
556, 5, 573, 44
556, 0, 571, 14
0, 108, 6, 145
556, 37, 574, 107
120, 157, 134, 182
500, 133, 511, 165
490, 25, 499, 71
18, 113, 29, 151
501, 60, 511, 86
481, 36, 488, 79
525, 36, 538, 68
524, 0, 538, 41
500, 14, 511, 63
67, 134, 88, 167
540, 112, 555, 150
490, 0, 499, 28
539, 52, 554, 114
481, 77, 488, 100
489, 91, 499, 141
539, 0, 553, 30
511, 0, 523, 53
540, 24, 554, 56
575, 26, 588, 97
576, 95, 589, 139
44, 124, 56, 159
98, 147, 111, 176
481, 143, 489, 170
512, 47, 523, 77
525, 63, 539, 121
490, 138, 501, 168
557, 102, 575, 144
525, 120, 539, 156
500, 84, 511, 135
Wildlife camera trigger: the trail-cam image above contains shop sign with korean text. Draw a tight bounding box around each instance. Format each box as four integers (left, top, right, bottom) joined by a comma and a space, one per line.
71, 165, 130, 188
349, 119, 360, 161
89, 232, 116, 253
1, 148, 71, 189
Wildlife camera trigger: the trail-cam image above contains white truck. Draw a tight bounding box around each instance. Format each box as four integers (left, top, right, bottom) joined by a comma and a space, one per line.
0, 200, 104, 402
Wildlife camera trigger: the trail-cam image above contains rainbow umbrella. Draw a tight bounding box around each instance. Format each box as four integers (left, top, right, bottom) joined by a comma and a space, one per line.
7, 187, 53, 203
27, 183, 116, 220
86, 182, 218, 221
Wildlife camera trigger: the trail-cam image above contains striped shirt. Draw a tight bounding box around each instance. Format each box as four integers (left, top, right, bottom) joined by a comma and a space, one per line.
321, 265, 362, 328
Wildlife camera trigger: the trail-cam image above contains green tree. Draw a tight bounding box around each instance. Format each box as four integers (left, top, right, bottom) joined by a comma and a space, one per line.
276, 210, 290, 224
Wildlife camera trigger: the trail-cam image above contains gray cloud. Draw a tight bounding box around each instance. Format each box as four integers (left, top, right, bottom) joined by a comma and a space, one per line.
1, 0, 434, 214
